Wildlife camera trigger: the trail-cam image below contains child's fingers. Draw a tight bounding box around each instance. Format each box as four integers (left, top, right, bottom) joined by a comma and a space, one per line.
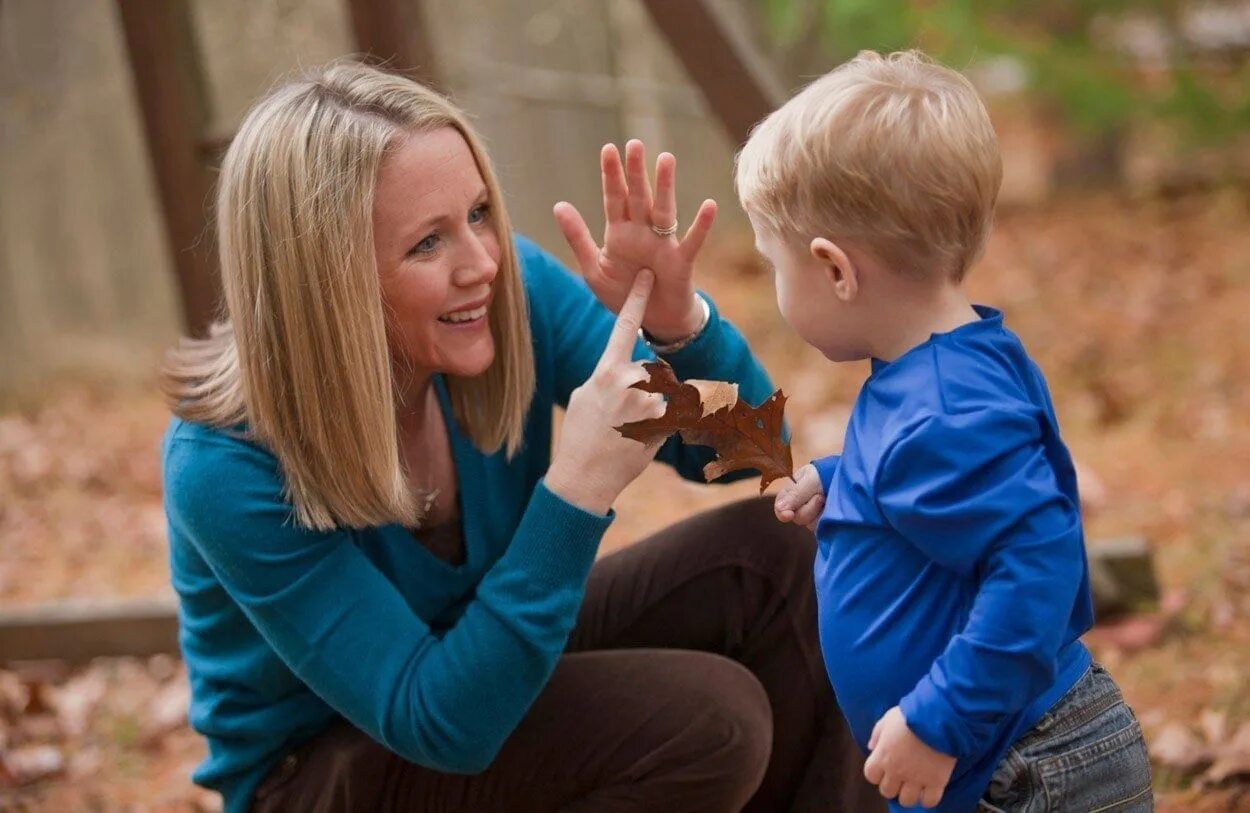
921, 785, 944, 809
792, 494, 825, 528
774, 478, 800, 506
897, 783, 922, 808
868, 718, 883, 751
863, 752, 884, 785
774, 491, 796, 522
879, 773, 902, 800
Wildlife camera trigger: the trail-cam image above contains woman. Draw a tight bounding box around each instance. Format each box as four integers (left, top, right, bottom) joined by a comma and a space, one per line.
161, 61, 880, 813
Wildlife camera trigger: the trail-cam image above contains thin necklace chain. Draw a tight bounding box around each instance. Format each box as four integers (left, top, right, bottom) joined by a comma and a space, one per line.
402, 386, 442, 527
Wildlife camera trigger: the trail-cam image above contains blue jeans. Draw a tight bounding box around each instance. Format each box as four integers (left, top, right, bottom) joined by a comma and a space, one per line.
978, 663, 1153, 812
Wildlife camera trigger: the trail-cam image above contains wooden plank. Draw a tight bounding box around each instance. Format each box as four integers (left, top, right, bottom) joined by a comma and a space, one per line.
0, 534, 1155, 664
638, 0, 787, 145
115, 0, 220, 337
345, 0, 441, 89
0, 598, 179, 664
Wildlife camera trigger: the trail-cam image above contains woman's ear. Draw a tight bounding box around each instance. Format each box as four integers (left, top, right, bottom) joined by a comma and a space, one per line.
810, 237, 858, 302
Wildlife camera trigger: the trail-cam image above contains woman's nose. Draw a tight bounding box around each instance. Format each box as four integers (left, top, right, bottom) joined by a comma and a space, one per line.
453, 233, 499, 287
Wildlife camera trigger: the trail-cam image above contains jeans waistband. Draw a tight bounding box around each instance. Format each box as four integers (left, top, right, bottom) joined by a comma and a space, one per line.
1018, 663, 1121, 743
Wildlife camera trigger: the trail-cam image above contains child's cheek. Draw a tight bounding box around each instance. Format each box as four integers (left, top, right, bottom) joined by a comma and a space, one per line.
774, 283, 796, 330
776, 274, 809, 335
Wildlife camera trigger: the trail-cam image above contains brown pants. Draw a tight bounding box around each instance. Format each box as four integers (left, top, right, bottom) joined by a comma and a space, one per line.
252, 497, 883, 813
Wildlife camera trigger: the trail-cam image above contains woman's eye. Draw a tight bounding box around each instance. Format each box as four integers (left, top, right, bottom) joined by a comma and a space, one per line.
411, 233, 439, 255
468, 203, 490, 225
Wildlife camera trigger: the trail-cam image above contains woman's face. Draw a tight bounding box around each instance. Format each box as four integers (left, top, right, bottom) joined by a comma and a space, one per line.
372, 127, 501, 381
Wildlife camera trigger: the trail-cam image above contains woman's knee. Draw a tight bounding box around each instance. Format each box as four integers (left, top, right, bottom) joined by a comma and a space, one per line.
664, 653, 774, 806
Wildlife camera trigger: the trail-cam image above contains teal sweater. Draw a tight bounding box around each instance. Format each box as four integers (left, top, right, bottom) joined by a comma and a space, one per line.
161, 236, 778, 812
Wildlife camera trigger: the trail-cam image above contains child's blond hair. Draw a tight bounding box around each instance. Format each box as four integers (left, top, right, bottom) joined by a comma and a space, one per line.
736, 50, 1002, 281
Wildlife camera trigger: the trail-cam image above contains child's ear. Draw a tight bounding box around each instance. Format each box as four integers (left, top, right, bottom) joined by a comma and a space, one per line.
810, 237, 858, 302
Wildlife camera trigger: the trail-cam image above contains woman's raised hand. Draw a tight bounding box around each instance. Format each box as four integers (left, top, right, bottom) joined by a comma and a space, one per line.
545, 271, 668, 516
553, 140, 717, 343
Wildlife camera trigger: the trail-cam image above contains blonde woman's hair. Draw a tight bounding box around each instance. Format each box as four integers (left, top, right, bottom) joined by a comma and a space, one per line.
162, 61, 534, 531
736, 50, 1002, 280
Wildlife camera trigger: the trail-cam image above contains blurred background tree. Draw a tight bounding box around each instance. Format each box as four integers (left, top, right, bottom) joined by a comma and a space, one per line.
762, 0, 1250, 145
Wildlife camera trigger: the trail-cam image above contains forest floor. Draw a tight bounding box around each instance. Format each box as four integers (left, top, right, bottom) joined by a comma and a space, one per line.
3, 193, 1250, 811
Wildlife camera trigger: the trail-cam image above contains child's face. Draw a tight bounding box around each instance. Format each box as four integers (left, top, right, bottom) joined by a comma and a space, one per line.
752, 219, 869, 362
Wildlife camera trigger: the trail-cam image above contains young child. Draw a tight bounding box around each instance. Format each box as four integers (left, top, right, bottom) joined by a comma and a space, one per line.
737, 51, 1153, 812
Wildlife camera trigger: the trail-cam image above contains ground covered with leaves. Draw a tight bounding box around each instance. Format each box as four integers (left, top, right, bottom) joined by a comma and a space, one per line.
2, 194, 1249, 811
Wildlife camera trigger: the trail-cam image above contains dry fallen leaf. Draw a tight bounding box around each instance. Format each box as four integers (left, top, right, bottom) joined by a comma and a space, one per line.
1200, 709, 1228, 747
0, 744, 65, 787
1150, 722, 1213, 775
616, 361, 794, 492
140, 680, 191, 748
689, 380, 739, 418
50, 669, 107, 739
1202, 721, 1250, 788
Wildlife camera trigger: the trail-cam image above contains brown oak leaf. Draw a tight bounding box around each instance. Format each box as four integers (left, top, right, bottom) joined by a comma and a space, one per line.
615, 361, 794, 492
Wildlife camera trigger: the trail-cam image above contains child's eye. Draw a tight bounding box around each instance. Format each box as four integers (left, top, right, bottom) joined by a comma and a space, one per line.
468, 203, 491, 225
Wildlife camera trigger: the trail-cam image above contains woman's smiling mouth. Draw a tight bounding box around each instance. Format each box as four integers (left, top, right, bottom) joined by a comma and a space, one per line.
438, 297, 490, 325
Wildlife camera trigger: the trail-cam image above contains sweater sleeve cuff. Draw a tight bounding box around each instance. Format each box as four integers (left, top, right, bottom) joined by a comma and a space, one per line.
503, 479, 615, 589
811, 454, 841, 492
899, 679, 971, 759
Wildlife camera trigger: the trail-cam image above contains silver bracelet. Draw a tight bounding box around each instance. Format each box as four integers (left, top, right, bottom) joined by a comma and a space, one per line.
638, 293, 711, 355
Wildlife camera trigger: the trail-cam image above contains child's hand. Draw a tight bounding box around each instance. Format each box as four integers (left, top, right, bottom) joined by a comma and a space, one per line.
553, 140, 717, 343
864, 706, 956, 810
774, 464, 825, 531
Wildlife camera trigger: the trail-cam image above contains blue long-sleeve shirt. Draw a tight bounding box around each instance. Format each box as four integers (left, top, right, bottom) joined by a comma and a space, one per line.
814, 306, 1094, 813
161, 235, 778, 813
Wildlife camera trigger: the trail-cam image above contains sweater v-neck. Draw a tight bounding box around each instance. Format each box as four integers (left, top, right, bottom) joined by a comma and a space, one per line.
388, 375, 478, 576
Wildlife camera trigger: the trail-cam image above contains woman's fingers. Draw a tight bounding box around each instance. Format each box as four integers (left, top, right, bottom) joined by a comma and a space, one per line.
652, 152, 677, 233
601, 144, 629, 223
553, 202, 600, 277
624, 139, 653, 223
596, 270, 653, 373
678, 199, 718, 263
633, 389, 666, 421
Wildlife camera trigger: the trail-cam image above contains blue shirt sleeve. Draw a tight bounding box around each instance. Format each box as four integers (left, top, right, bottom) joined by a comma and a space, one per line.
164, 430, 611, 774
875, 408, 1085, 759
519, 237, 781, 484
812, 455, 841, 492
